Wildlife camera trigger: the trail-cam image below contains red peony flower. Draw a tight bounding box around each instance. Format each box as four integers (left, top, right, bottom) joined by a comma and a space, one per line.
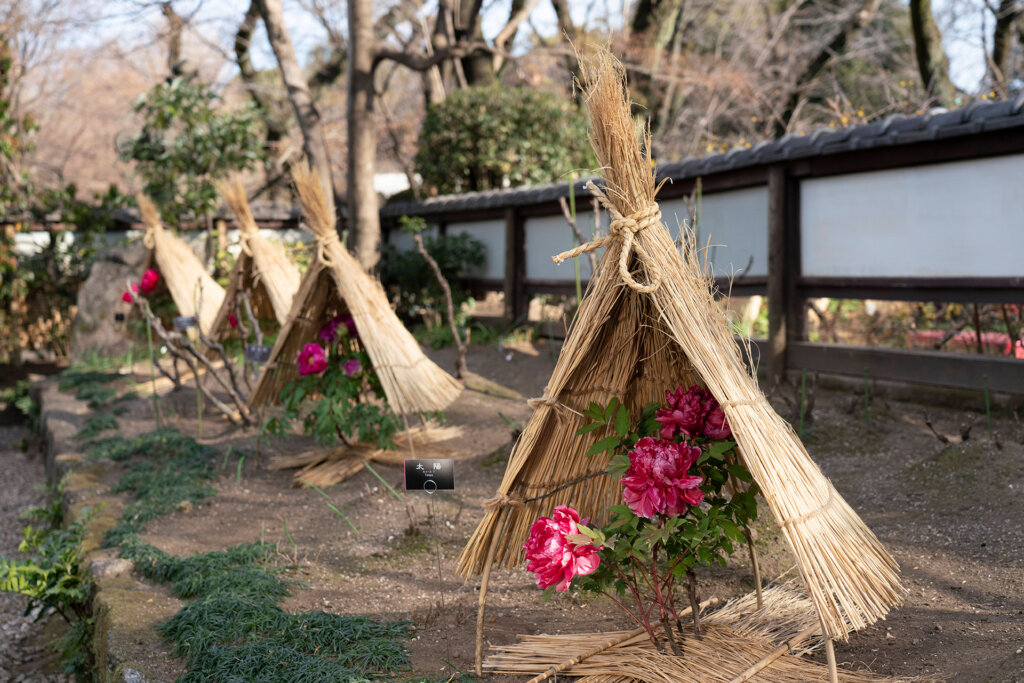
702, 403, 731, 440
296, 343, 328, 376
343, 358, 362, 377
523, 505, 602, 592
140, 269, 160, 295
655, 385, 713, 440
122, 283, 140, 303
622, 437, 704, 519
228, 313, 238, 328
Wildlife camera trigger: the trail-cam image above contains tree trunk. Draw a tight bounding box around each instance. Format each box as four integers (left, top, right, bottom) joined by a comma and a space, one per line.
162, 1, 188, 77
454, 0, 497, 86
256, 0, 336, 219
348, 0, 382, 270
909, 0, 956, 108
991, 0, 1020, 90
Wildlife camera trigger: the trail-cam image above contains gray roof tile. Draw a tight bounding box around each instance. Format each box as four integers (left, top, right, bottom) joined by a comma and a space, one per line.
381, 97, 1024, 218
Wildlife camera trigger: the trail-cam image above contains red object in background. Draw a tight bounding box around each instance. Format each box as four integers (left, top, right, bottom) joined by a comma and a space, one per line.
1016, 340, 1024, 360
140, 269, 160, 295
228, 313, 238, 328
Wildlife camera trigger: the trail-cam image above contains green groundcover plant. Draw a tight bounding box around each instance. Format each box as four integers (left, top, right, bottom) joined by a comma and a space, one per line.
523, 384, 760, 651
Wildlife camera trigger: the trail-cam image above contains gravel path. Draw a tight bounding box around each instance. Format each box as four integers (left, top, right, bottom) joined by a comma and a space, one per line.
0, 426, 71, 683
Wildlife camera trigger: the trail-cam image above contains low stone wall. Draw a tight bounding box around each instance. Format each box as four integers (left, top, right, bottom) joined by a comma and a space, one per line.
37, 381, 183, 683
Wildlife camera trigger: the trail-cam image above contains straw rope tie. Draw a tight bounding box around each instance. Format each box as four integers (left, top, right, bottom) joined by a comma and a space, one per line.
315, 230, 342, 268
552, 181, 663, 293
778, 486, 836, 528
484, 492, 526, 511
526, 396, 559, 409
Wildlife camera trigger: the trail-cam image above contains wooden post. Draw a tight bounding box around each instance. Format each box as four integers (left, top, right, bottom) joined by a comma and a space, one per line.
767, 168, 788, 385
767, 167, 804, 386
503, 207, 526, 326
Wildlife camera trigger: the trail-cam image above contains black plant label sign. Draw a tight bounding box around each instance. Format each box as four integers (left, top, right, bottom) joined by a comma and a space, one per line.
404, 459, 455, 492
173, 316, 198, 330
245, 344, 272, 364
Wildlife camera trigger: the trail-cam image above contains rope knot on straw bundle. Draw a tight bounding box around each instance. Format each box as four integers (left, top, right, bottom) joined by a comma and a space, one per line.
526, 396, 559, 409
484, 492, 526, 511
552, 181, 662, 293
314, 229, 342, 268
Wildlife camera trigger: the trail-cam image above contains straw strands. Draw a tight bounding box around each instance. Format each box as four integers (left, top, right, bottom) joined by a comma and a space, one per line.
485, 583, 914, 682
208, 178, 301, 337
458, 51, 903, 641
138, 195, 225, 335
248, 165, 461, 416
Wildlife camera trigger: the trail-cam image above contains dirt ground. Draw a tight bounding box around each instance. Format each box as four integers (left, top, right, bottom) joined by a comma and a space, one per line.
17, 339, 1024, 681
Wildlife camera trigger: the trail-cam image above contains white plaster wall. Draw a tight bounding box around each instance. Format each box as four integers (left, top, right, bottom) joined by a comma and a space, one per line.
802, 154, 1024, 277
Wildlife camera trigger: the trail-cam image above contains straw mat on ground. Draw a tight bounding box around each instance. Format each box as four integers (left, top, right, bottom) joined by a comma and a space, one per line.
248, 165, 461, 416
139, 195, 225, 335
457, 52, 902, 640
267, 423, 466, 488
208, 178, 301, 341
485, 583, 911, 682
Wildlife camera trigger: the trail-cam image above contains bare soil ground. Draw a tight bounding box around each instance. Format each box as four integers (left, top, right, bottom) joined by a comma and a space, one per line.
20, 340, 1024, 681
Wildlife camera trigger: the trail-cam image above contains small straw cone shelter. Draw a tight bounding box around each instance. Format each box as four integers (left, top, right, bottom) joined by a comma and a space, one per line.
138, 195, 225, 335
248, 164, 462, 416
207, 178, 301, 340
459, 51, 904, 666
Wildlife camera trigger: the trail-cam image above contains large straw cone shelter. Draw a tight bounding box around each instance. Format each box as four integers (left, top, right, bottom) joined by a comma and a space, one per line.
458, 53, 904, 644
248, 165, 462, 416
138, 195, 226, 335
207, 178, 301, 341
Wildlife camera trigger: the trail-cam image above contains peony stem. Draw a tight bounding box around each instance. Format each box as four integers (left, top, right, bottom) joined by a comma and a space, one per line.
686, 569, 702, 639
659, 611, 683, 657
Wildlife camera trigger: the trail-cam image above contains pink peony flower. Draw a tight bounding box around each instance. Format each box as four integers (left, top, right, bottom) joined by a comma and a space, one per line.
140, 269, 160, 295
702, 403, 731, 440
343, 358, 362, 377
622, 437, 704, 519
655, 385, 713, 440
122, 283, 140, 303
296, 343, 328, 376
523, 505, 602, 592
228, 313, 238, 328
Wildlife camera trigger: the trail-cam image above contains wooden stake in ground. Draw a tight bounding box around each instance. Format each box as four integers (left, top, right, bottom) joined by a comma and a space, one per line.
412, 232, 468, 379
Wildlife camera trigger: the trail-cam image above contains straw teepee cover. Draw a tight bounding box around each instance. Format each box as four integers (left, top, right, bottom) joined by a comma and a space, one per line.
139, 195, 225, 335
458, 52, 903, 640
248, 165, 462, 415
208, 179, 301, 337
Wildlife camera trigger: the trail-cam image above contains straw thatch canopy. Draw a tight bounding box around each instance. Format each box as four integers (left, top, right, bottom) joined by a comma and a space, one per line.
458, 53, 903, 641
138, 195, 225, 335
207, 179, 302, 340
248, 165, 462, 416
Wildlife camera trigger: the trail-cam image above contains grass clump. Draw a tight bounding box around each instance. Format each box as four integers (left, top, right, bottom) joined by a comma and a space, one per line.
96, 428, 414, 681
98, 430, 219, 547
74, 412, 119, 442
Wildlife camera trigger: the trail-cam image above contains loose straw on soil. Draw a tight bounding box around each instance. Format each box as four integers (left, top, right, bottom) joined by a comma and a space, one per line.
210, 178, 301, 329
248, 165, 461, 416
486, 583, 916, 682
139, 195, 225, 335
458, 51, 903, 641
